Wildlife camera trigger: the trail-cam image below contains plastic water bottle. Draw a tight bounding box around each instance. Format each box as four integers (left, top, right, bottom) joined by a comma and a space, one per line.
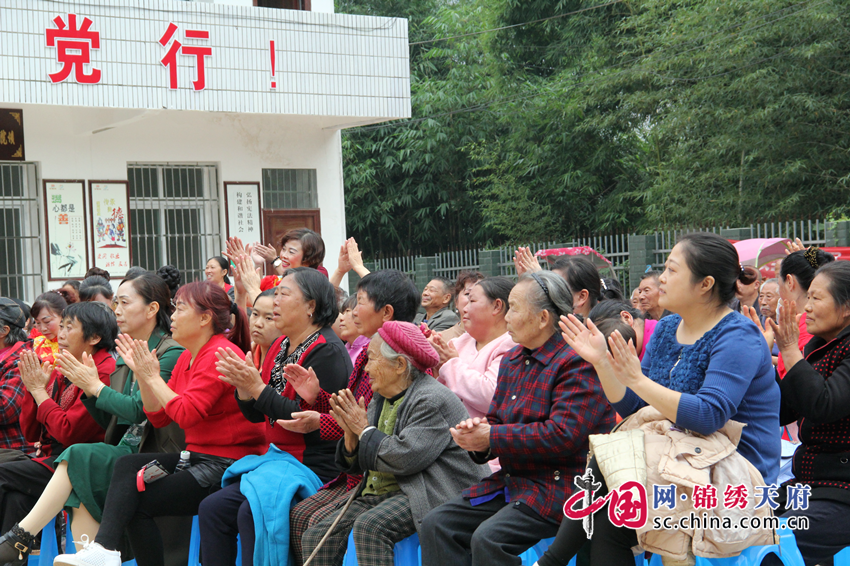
175, 451, 191, 472
118, 422, 145, 448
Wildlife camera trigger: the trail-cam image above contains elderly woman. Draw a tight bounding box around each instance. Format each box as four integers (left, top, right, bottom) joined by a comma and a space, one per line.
420, 271, 616, 566
53, 282, 266, 566
299, 321, 485, 566
432, 276, 515, 424
0, 274, 184, 563
539, 232, 781, 566
763, 261, 850, 566
199, 268, 352, 566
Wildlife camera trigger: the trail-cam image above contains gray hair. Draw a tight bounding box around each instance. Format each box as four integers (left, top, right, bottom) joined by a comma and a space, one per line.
761, 278, 779, 292
374, 333, 428, 385
518, 271, 574, 332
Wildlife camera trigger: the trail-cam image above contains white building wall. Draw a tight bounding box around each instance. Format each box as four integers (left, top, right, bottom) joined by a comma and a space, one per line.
11, 104, 347, 288
0, 0, 408, 120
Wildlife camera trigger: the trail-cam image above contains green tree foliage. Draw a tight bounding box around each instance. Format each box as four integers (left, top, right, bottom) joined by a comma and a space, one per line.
338, 0, 850, 256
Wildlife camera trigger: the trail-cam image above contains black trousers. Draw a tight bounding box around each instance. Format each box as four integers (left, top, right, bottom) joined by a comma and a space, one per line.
761, 499, 850, 566
419, 494, 559, 566
197, 481, 255, 566
95, 452, 220, 566
0, 456, 55, 533
536, 456, 637, 566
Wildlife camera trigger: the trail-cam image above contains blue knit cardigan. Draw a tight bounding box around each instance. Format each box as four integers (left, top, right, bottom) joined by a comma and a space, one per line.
612, 311, 781, 484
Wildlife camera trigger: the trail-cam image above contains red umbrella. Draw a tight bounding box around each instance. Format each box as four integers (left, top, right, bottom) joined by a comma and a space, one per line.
536, 247, 615, 278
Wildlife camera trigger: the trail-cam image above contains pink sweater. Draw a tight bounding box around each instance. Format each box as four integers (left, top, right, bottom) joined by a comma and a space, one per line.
439, 331, 516, 472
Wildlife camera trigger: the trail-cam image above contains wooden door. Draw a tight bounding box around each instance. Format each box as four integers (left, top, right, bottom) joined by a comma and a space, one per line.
260, 209, 321, 274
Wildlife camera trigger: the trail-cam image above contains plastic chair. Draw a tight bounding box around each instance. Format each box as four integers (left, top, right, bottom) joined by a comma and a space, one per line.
188, 515, 241, 566
835, 546, 850, 566
341, 531, 420, 566
35, 513, 137, 566
644, 518, 805, 566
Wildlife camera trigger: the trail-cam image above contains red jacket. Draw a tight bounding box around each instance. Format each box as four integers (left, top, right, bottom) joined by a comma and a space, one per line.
146, 334, 265, 460
20, 348, 115, 466
237, 329, 351, 482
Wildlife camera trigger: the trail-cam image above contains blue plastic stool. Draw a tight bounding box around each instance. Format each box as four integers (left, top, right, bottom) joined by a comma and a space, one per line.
341, 531, 420, 566
188, 515, 241, 566
645, 517, 805, 566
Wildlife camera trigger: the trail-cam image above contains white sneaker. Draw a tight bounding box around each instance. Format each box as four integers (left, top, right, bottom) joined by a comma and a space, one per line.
53, 536, 121, 566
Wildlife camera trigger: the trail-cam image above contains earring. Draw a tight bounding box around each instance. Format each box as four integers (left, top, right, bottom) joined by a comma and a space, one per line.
308, 313, 313, 318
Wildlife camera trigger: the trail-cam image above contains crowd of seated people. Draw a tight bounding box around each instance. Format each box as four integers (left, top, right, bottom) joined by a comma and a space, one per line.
0, 230, 845, 566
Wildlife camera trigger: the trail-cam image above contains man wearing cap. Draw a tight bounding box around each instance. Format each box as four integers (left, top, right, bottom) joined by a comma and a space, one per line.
0, 298, 32, 452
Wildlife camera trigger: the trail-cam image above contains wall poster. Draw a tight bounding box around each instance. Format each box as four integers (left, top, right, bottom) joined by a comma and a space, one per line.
224, 182, 263, 245
43, 180, 88, 281
89, 181, 131, 278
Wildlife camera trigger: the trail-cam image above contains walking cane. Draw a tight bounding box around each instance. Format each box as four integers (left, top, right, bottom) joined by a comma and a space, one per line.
302, 483, 361, 566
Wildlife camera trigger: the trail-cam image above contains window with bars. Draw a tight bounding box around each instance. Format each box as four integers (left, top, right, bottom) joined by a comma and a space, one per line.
0, 163, 42, 302
262, 169, 317, 210
128, 164, 220, 285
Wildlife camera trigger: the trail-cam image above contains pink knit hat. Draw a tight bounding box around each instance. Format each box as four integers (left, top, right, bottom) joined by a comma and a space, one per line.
377, 321, 439, 372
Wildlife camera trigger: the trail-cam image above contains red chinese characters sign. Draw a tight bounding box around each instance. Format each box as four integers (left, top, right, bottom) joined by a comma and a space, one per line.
46, 14, 102, 84
45, 14, 217, 91
159, 23, 213, 91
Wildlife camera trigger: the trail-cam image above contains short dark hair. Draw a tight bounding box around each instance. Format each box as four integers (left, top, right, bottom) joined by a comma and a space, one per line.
593, 317, 637, 351
79, 276, 114, 302
430, 277, 454, 299
280, 228, 325, 268
589, 299, 645, 323
813, 261, 850, 309
62, 280, 81, 291
780, 248, 834, 292
454, 271, 485, 297
551, 256, 603, 308
356, 270, 419, 323
641, 270, 662, 284
63, 301, 118, 353
335, 286, 349, 311
255, 288, 277, 302
31, 292, 67, 319
475, 277, 514, 316
341, 293, 358, 312
677, 232, 751, 305
282, 267, 339, 327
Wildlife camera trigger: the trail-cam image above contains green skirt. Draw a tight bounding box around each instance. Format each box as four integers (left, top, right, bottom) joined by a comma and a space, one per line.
55, 442, 136, 523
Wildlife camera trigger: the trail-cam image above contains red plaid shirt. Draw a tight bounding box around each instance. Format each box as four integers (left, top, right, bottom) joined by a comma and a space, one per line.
303, 343, 373, 490
0, 342, 32, 452
463, 332, 616, 522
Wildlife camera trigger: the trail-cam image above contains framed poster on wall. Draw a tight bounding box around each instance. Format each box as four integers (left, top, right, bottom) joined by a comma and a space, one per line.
43, 180, 88, 281
89, 181, 131, 278
224, 182, 263, 245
